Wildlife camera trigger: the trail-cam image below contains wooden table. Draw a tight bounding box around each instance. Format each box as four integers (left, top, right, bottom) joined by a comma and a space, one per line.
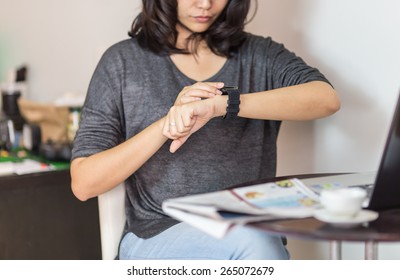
250, 208, 400, 259
232, 173, 400, 260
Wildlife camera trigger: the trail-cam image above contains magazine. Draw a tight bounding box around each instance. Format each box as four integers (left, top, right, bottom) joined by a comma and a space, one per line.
162, 178, 324, 239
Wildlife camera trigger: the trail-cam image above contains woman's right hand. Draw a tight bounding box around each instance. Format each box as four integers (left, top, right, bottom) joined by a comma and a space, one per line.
163, 93, 227, 153
160, 82, 225, 153
174, 82, 224, 105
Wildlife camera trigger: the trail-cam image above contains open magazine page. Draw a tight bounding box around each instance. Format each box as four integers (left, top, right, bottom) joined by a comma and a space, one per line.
162, 178, 320, 238
228, 178, 320, 216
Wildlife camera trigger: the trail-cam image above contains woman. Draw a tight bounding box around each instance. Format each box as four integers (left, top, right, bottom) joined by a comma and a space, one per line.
71, 0, 340, 259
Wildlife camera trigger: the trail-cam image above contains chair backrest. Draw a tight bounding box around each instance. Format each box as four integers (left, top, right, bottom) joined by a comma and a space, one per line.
97, 182, 126, 260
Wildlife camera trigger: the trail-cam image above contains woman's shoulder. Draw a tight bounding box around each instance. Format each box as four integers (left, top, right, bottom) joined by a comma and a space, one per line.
98, 38, 162, 69
102, 38, 143, 59
241, 33, 286, 54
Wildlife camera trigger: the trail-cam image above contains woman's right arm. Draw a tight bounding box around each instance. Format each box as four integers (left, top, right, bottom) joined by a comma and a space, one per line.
71, 117, 168, 201
71, 82, 222, 201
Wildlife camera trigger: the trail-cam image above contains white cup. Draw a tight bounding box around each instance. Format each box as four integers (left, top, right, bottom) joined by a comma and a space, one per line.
320, 188, 367, 218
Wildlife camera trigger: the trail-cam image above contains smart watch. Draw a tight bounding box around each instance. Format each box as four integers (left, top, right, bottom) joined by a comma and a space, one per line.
220, 86, 240, 119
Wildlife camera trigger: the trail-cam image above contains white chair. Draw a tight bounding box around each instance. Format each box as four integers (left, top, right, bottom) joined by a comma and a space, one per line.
97, 183, 126, 260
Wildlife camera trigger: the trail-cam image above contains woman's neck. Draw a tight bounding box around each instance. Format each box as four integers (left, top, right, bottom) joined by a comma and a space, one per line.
175, 23, 196, 52
171, 24, 227, 81
170, 44, 227, 81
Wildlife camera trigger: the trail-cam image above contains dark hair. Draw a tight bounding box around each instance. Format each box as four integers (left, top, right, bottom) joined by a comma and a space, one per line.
128, 0, 254, 57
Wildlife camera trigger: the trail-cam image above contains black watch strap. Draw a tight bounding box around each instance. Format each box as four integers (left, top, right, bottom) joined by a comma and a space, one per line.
221, 86, 240, 119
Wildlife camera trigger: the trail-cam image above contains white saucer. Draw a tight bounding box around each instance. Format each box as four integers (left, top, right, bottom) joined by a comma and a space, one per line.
313, 209, 379, 226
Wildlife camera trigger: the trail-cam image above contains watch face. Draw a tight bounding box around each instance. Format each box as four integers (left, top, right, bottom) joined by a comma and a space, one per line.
221, 86, 238, 95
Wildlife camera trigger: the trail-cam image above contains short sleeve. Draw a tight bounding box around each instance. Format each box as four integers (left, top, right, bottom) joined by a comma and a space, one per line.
263, 38, 332, 89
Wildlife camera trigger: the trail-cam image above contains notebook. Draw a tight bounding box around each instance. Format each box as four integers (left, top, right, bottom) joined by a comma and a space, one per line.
301, 92, 400, 211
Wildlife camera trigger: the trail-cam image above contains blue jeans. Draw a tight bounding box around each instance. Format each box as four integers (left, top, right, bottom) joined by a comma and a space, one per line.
119, 222, 290, 260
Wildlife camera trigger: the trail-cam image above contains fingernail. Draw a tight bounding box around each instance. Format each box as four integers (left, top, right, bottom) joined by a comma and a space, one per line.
217, 82, 224, 88
216, 90, 222, 95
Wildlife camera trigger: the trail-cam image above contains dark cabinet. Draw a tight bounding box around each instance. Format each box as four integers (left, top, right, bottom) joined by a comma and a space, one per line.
0, 169, 102, 259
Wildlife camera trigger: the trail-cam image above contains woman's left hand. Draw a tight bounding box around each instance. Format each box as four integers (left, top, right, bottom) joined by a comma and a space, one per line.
174, 82, 224, 106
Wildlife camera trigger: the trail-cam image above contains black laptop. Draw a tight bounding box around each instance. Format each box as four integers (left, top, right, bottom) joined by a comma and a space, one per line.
302, 93, 400, 211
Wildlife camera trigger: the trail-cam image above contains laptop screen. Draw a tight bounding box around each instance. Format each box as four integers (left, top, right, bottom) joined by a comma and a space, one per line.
368, 93, 400, 210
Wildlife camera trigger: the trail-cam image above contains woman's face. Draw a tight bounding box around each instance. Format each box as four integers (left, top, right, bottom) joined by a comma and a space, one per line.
176, 0, 229, 34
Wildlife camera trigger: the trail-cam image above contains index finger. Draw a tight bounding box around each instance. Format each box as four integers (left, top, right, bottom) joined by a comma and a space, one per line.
184, 82, 225, 99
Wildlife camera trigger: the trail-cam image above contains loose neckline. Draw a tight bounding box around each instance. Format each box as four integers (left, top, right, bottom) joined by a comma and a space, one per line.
166, 55, 232, 83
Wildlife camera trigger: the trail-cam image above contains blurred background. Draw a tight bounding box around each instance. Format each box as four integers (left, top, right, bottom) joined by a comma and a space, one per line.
0, 0, 399, 259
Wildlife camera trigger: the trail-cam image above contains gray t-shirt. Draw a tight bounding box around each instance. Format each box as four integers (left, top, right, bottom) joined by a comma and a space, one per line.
72, 33, 330, 239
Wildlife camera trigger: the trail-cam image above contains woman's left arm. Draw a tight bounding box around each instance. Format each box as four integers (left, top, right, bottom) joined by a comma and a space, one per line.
164, 80, 340, 152
216, 81, 340, 121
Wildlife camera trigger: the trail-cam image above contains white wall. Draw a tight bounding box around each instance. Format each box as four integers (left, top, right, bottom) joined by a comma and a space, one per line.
248, 0, 400, 260
1, 0, 399, 259
0, 0, 141, 101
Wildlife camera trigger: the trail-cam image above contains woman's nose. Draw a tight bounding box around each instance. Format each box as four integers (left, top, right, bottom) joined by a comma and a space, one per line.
196, 0, 212, 10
